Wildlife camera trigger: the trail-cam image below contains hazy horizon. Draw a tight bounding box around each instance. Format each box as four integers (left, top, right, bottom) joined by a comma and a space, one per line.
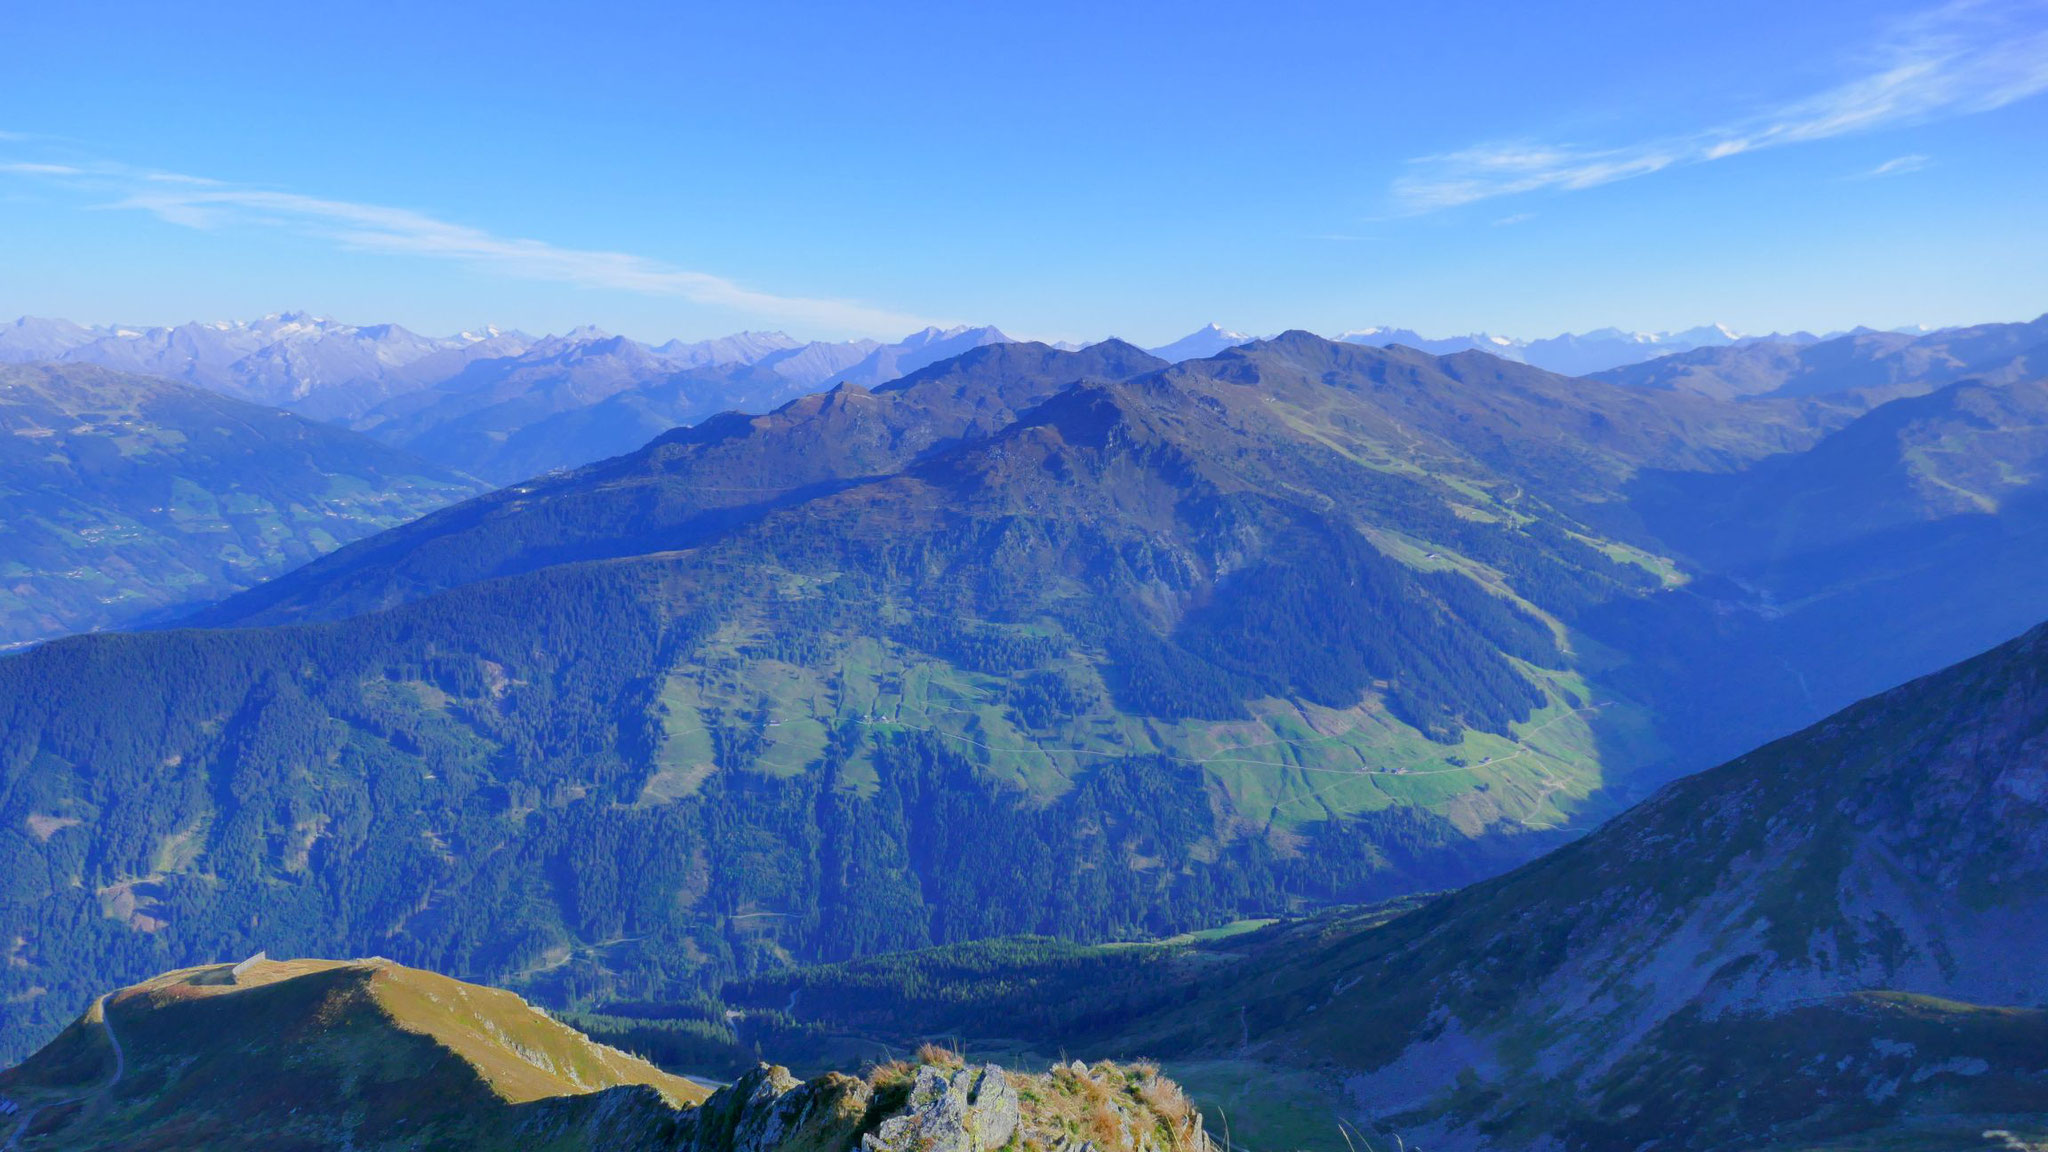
0, 309, 2012, 353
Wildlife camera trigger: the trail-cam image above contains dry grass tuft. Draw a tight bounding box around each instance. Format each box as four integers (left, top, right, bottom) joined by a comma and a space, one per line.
914, 1042, 964, 1068
1011, 1058, 1210, 1152
864, 1058, 915, 1089
1134, 1068, 1202, 1149
1088, 1098, 1129, 1145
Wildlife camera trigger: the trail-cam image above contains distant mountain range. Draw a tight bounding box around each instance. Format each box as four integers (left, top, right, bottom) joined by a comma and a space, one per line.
0, 313, 531, 421
1336, 321, 1779, 375
10, 311, 2016, 486
21, 311, 2028, 653
0, 313, 1012, 416
1161, 316, 2034, 399
0, 315, 1018, 481
6, 311, 1963, 462
1593, 312, 2048, 401
1143, 321, 1820, 374
348, 322, 1014, 480
2, 313, 1971, 399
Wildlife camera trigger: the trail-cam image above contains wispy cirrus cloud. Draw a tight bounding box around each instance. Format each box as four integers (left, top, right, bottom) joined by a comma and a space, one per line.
0, 162, 84, 176
1393, 0, 2048, 212
0, 152, 941, 335
1863, 153, 1933, 177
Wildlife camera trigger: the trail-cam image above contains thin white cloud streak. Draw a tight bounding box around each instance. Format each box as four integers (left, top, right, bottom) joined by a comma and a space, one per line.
1, 156, 940, 336
0, 162, 83, 175
1393, 0, 2048, 211
1864, 153, 1933, 176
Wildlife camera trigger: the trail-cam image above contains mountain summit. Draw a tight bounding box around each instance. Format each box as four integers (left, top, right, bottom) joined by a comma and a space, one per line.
1145, 324, 1255, 362
0, 955, 708, 1150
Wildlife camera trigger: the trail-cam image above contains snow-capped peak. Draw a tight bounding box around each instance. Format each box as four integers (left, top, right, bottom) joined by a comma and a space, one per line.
1334, 322, 1761, 374
1146, 324, 1256, 363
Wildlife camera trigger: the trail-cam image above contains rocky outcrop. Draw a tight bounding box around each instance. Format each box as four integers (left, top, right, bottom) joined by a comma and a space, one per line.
864, 1063, 1019, 1152
676, 1063, 873, 1152
675, 1054, 1207, 1152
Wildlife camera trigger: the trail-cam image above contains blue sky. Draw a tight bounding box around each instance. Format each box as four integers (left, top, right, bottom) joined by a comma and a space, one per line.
2, 0, 2044, 345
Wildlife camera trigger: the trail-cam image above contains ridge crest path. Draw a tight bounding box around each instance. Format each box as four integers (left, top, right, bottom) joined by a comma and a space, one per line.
2, 995, 125, 1150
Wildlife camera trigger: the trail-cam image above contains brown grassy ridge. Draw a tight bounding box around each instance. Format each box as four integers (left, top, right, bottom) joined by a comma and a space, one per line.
0, 956, 708, 1150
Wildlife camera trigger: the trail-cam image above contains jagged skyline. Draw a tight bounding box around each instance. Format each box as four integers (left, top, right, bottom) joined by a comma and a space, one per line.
0, 309, 1951, 374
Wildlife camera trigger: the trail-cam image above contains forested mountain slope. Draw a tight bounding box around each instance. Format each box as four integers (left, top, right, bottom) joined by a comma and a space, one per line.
736, 622, 2048, 1151
0, 363, 484, 649
1168, 618, 2048, 1150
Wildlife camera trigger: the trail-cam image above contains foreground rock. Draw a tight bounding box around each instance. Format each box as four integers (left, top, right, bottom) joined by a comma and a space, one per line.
670, 1052, 1205, 1152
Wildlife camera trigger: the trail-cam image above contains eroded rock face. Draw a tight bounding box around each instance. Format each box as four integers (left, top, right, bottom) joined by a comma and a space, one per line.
863, 1064, 1020, 1152
676, 1064, 873, 1152
674, 1057, 1205, 1152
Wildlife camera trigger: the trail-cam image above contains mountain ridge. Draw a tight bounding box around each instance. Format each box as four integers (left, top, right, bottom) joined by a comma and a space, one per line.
1593, 312, 2048, 401
189, 338, 1170, 628
0, 361, 485, 649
